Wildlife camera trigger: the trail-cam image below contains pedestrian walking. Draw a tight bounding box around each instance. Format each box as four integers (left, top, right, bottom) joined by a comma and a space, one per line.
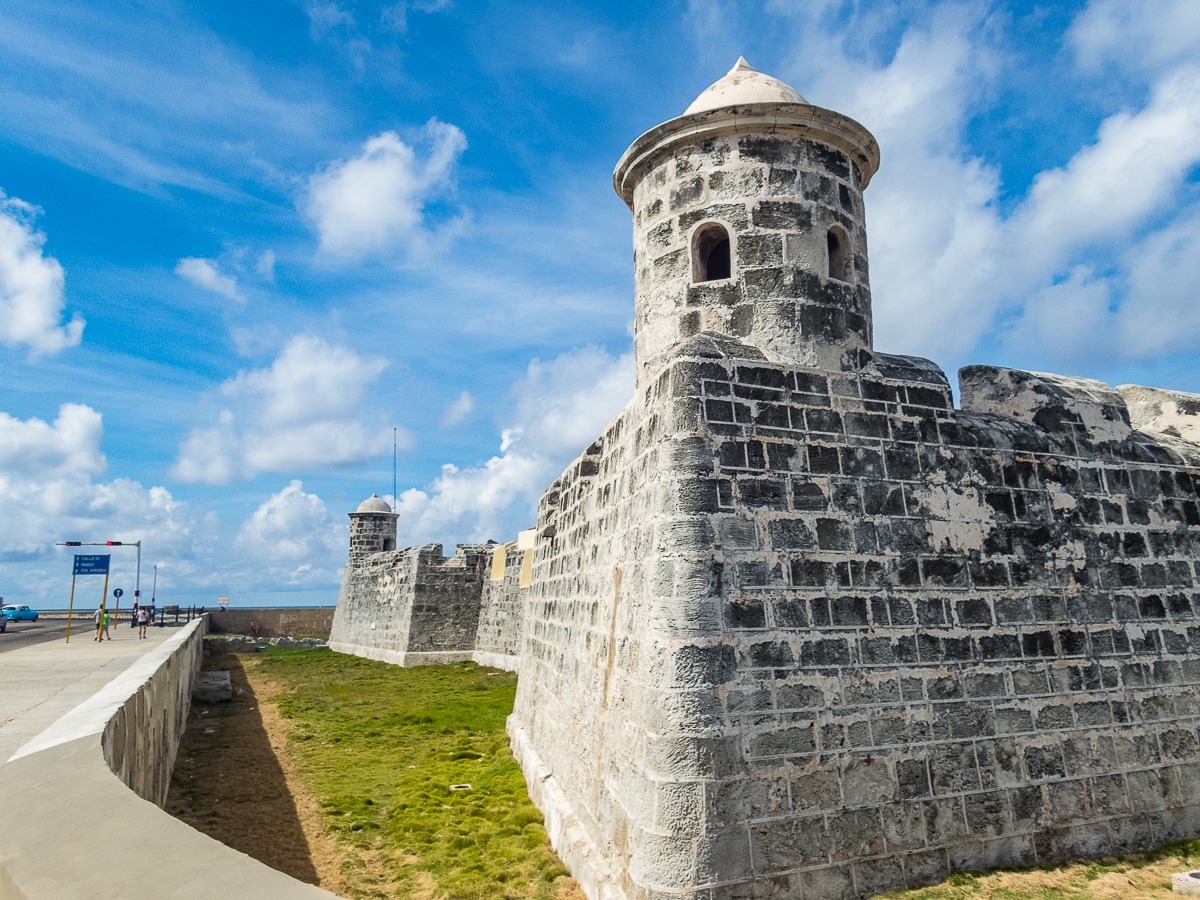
102, 610, 113, 641
136, 606, 149, 639
94, 606, 103, 641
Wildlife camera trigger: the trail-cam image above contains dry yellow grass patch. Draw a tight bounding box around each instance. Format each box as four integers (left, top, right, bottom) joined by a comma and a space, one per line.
879, 840, 1200, 900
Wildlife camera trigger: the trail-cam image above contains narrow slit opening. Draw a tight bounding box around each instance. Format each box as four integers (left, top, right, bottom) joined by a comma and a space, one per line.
692, 223, 733, 283
827, 226, 851, 282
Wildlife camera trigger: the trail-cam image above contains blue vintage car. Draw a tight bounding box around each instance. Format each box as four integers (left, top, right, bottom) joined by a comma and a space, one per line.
1, 605, 38, 622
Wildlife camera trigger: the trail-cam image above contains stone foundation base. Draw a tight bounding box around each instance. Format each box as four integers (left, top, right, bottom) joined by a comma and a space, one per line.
471, 651, 520, 672
507, 715, 625, 900
328, 641, 519, 672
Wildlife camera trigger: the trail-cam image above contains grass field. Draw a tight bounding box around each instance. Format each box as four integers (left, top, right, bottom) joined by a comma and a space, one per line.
254, 647, 572, 900
178, 645, 1200, 900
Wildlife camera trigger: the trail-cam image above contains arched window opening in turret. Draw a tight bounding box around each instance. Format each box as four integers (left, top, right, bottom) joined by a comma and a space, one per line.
692, 223, 732, 283
383, 538, 396, 551
827, 226, 851, 282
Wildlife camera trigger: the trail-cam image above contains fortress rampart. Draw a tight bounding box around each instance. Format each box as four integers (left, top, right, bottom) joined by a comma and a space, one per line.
330, 529, 529, 671
333, 58, 1200, 900
509, 335, 1200, 899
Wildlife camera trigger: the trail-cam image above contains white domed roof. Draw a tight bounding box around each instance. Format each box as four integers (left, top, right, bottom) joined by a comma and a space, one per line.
356, 493, 392, 513
684, 57, 807, 115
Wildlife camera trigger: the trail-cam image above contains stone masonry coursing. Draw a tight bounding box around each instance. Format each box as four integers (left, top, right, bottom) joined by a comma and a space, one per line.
511, 333, 1200, 900
348, 514, 397, 564
330, 541, 527, 672
333, 59, 1200, 900
333, 543, 485, 664
476, 543, 528, 668
504, 60, 1200, 900
627, 127, 875, 389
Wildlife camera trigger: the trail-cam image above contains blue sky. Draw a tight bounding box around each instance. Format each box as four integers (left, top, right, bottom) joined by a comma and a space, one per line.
1, 0, 1198, 608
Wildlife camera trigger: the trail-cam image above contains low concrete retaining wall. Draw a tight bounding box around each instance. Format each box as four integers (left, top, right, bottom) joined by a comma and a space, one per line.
0, 617, 338, 900
208, 607, 334, 637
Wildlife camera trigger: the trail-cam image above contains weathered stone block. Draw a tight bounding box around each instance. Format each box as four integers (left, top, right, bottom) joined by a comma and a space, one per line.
341, 61, 1200, 900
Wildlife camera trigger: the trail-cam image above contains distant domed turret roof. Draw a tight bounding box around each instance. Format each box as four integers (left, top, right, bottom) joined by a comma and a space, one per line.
356, 493, 392, 513
684, 57, 807, 115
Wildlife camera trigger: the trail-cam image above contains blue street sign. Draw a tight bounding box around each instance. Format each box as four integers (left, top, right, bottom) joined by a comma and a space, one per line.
113, 588, 123, 598
73, 555, 110, 575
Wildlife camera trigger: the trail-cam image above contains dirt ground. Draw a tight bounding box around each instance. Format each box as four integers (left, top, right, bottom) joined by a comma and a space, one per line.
165, 651, 350, 894
165, 652, 585, 900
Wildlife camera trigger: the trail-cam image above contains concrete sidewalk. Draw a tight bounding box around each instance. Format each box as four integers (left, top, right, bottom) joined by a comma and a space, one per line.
0, 622, 187, 764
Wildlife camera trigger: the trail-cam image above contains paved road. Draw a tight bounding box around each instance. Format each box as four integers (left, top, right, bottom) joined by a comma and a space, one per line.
0, 615, 190, 653
0, 618, 90, 652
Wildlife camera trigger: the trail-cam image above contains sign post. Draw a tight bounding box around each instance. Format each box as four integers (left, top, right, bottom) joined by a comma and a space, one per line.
66, 573, 77, 643
112, 588, 123, 628
68, 555, 110, 643
98, 567, 109, 641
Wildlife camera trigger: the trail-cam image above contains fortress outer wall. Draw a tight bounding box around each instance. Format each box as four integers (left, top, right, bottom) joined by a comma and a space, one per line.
509, 336, 1200, 900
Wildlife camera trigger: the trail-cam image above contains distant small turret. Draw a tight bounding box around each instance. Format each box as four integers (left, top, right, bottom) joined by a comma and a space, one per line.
346, 494, 397, 564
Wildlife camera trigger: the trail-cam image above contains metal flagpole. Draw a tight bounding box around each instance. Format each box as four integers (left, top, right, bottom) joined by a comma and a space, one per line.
65, 573, 77, 643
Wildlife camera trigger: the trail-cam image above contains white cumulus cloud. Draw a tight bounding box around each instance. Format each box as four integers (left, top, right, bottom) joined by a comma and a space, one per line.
306, 2, 355, 35
0, 402, 352, 601
761, 1, 1200, 373
393, 345, 633, 548
173, 334, 395, 483
441, 390, 475, 427
304, 121, 468, 259
1070, 0, 1200, 78
1015, 68, 1200, 272
0, 191, 83, 355
175, 256, 242, 301
255, 249, 276, 281
0, 404, 207, 567
235, 481, 348, 585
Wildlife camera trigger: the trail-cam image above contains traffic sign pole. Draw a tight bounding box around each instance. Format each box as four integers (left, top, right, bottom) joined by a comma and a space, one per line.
112, 588, 124, 628
66, 573, 77, 643
65, 555, 111, 643
98, 570, 109, 642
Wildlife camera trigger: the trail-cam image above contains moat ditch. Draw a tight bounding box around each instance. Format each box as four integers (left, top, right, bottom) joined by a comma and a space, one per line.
165, 646, 583, 900
165, 646, 1200, 900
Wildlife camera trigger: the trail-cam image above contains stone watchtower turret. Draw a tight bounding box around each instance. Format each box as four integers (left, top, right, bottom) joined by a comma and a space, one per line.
613, 57, 880, 386
347, 494, 397, 564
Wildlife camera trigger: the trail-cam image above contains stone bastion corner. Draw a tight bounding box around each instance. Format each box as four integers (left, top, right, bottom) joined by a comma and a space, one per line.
329, 57, 1200, 900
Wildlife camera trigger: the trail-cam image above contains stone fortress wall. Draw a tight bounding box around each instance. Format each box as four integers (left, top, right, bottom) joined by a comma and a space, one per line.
510, 330, 1200, 900
330, 518, 531, 672
332, 58, 1200, 900
476, 542, 530, 668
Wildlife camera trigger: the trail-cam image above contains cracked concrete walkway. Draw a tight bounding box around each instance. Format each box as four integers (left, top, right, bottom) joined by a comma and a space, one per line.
0, 623, 186, 765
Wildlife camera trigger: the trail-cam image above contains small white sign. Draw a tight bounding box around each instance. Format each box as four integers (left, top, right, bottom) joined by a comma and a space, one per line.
217, 596, 230, 608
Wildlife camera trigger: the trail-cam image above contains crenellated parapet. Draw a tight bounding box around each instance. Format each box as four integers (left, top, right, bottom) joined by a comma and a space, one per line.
331, 522, 533, 672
